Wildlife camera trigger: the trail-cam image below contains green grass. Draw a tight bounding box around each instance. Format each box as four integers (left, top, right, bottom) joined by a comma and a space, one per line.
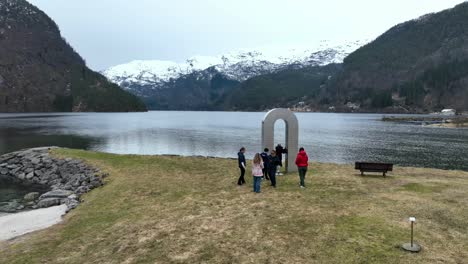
401, 182, 448, 194
1, 149, 468, 263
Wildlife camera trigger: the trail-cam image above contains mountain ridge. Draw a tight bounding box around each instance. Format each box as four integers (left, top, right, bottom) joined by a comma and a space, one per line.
104, 40, 365, 86
104, 2, 468, 113
103, 40, 367, 108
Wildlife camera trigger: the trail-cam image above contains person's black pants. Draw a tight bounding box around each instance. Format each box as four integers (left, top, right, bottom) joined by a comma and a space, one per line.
269, 168, 277, 187
263, 167, 270, 180
238, 166, 246, 185
298, 166, 308, 187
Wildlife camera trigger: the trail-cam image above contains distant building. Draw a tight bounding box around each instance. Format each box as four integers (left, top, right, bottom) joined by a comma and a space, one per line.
441, 109, 456, 116
346, 102, 360, 110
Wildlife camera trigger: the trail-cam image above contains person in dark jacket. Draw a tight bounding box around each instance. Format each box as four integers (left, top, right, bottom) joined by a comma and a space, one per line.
295, 147, 309, 188
275, 144, 284, 167
237, 147, 247, 185
260, 148, 270, 180
268, 150, 280, 188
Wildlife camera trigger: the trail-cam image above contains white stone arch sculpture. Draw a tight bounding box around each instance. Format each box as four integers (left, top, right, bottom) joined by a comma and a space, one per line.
261, 108, 299, 172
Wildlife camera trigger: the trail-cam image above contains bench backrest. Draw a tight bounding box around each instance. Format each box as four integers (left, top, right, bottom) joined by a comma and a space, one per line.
355, 162, 393, 171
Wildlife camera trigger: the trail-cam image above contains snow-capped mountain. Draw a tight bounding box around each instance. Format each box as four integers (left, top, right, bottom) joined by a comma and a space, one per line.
103, 40, 367, 96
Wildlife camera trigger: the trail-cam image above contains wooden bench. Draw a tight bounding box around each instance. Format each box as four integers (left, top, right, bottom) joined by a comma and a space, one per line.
355, 162, 393, 177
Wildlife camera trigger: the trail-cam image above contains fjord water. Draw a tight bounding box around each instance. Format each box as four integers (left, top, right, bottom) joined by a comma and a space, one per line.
0, 177, 49, 213
0, 111, 467, 171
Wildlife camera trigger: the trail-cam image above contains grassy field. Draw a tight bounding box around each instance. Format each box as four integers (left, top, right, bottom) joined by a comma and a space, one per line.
1, 149, 468, 263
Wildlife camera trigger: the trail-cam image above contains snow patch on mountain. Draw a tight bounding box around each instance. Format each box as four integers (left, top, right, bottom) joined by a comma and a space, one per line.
104, 56, 221, 86
103, 39, 368, 89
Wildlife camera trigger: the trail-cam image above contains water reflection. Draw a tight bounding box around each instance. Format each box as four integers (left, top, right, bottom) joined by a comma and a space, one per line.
0, 112, 466, 171
0, 177, 49, 207
0, 127, 101, 154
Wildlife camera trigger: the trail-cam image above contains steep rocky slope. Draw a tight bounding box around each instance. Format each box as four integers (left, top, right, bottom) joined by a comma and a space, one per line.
0, 0, 146, 112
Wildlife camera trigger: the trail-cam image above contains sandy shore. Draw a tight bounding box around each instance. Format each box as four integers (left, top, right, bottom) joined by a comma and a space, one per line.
427, 122, 468, 128
0, 204, 67, 241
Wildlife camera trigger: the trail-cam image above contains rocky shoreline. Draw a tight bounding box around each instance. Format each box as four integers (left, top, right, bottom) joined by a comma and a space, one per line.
0, 147, 106, 214
382, 116, 468, 127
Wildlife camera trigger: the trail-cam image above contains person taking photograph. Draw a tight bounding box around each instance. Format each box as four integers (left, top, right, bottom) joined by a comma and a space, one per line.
260, 148, 270, 180
268, 150, 280, 188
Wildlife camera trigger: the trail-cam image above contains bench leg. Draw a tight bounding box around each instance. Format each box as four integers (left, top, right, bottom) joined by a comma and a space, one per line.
383, 172, 386, 177
361, 171, 364, 176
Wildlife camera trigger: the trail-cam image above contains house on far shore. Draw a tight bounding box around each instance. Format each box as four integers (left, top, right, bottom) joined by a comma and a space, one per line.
441, 109, 457, 116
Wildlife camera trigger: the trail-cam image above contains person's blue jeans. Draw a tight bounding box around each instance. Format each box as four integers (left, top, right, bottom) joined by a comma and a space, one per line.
253, 176, 262, 193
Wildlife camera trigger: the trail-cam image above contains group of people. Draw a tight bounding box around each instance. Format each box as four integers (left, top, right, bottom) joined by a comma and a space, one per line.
237, 145, 309, 193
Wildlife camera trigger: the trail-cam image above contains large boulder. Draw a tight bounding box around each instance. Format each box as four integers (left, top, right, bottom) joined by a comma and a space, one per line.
24, 192, 40, 201
37, 198, 61, 208
18, 173, 26, 180
26, 171, 34, 180
75, 186, 90, 195
39, 189, 73, 200
63, 198, 80, 213
0, 200, 22, 212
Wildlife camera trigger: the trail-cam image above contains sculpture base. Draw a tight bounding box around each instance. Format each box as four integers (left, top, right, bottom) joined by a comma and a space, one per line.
401, 243, 421, 253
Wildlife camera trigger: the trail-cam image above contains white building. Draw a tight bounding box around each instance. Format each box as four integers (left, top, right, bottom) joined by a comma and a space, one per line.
441, 109, 456, 116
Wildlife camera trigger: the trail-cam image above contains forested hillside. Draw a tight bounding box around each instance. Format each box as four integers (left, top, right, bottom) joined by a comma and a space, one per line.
333, 2, 468, 112
0, 0, 146, 112
222, 64, 341, 111
143, 68, 240, 110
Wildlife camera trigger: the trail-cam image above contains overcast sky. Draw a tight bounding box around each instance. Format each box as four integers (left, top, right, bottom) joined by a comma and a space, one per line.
28, 0, 466, 70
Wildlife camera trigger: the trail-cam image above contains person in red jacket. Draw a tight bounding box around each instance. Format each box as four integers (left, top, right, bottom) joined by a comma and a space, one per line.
295, 147, 309, 188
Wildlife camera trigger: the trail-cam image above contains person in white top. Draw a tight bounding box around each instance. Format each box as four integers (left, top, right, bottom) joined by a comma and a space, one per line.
252, 153, 264, 193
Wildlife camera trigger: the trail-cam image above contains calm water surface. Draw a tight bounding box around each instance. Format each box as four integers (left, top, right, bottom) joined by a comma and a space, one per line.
0, 182, 44, 204
0, 111, 467, 171
0, 178, 49, 212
